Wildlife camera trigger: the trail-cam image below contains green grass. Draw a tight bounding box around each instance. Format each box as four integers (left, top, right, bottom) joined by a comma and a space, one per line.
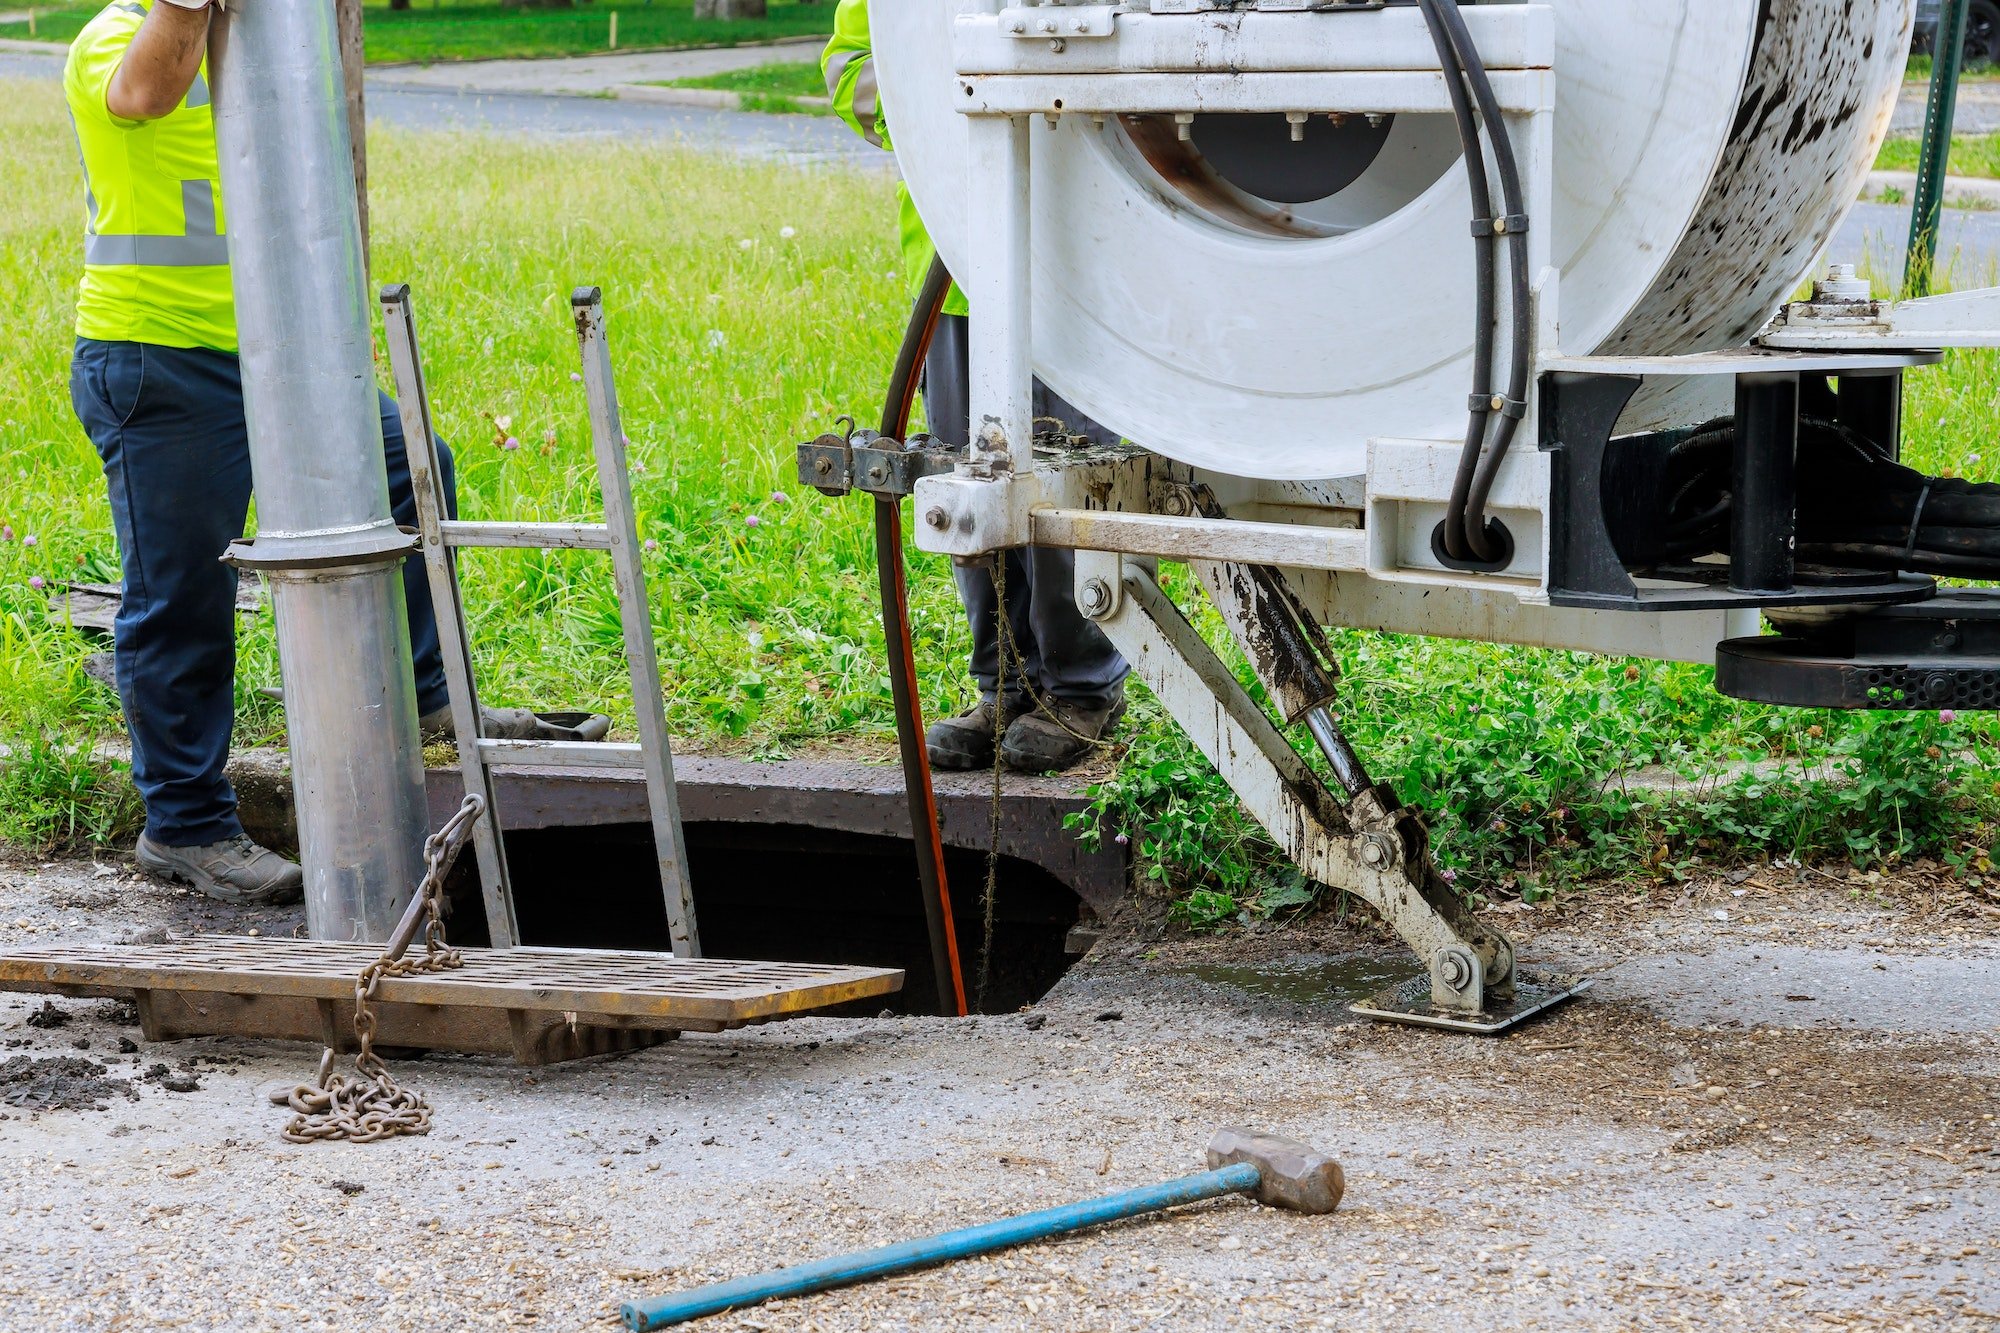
9, 0, 831, 65
654, 57, 827, 114
663, 58, 821, 96
1, 74, 929, 839
1905, 53, 2000, 83
1877, 132, 2000, 180
3, 77, 1998, 918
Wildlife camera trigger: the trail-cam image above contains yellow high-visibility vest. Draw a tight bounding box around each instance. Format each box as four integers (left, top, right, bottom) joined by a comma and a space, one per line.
822, 0, 968, 317
65, 0, 236, 353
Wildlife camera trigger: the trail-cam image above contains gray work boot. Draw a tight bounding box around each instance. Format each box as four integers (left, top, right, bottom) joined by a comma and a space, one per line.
135, 833, 304, 906
417, 705, 612, 744
926, 696, 1031, 771
1000, 694, 1127, 774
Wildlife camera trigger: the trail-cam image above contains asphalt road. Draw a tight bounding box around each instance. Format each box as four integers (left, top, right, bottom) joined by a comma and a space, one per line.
1, 46, 887, 171
1836, 201, 2000, 285
365, 83, 888, 170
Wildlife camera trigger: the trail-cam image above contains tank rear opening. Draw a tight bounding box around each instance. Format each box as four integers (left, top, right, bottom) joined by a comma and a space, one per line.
444, 821, 1089, 1015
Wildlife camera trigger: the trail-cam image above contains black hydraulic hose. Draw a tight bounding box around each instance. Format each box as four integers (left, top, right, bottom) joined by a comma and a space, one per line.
1415, 0, 1497, 564
876, 254, 967, 1017
1434, 0, 1534, 564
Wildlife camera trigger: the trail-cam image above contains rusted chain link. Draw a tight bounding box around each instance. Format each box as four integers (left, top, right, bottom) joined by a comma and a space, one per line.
990, 550, 1123, 753
978, 552, 1010, 1012
281, 794, 485, 1145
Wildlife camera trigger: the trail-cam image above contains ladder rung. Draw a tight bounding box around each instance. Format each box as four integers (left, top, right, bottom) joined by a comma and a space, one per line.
442, 520, 614, 551
478, 738, 646, 770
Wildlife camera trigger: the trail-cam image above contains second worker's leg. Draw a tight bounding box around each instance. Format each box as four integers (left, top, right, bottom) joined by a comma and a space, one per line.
921, 312, 1037, 769
378, 390, 454, 720
929, 550, 1039, 769
999, 386, 1131, 774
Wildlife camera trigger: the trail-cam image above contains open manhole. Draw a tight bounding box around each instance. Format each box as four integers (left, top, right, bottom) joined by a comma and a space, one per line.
422, 758, 1128, 1016
465, 821, 1081, 1015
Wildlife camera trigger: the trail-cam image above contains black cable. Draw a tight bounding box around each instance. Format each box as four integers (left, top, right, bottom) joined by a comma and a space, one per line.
1434, 0, 1532, 564
1414, 0, 1497, 563
1642, 413, 2000, 579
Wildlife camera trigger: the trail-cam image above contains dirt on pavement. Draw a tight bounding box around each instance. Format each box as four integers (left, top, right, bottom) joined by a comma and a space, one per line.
0, 849, 1994, 1330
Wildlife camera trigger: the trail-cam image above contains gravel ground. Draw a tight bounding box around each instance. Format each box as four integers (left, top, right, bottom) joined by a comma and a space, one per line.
0, 852, 1995, 1330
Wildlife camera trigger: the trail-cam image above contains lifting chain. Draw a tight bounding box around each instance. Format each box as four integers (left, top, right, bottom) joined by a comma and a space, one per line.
280, 793, 486, 1144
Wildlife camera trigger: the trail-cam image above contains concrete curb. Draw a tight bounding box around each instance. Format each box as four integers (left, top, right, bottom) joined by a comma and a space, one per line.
610, 82, 827, 111
1866, 169, 2000, 207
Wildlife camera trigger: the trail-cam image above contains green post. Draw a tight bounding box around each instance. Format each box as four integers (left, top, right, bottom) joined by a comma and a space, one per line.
1907, 0, 1972, 296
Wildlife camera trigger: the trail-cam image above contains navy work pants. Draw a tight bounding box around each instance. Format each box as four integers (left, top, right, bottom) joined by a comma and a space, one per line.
69, 338, 455, 848
922, 314, 1128, 709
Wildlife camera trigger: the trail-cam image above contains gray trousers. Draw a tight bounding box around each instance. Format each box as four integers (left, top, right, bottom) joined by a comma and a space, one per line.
923, 314, 1129, 708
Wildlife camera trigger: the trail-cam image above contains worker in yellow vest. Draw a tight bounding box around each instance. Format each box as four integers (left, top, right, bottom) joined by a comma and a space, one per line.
822, 0, 1130, 774
64, 0, 458, 903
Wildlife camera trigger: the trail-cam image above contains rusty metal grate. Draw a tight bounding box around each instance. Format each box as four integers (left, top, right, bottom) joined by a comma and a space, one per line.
0, 938, 904, 1064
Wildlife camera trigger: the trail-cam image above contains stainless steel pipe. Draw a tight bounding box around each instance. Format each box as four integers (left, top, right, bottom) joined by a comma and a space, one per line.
209, 0, 428, 941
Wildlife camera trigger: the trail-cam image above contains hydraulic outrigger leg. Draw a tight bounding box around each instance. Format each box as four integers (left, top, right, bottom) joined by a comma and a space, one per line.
1073, 547, 1589, 1033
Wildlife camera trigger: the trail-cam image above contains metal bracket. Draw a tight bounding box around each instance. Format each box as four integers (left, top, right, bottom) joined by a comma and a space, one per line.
998, 3, 1120, 40
1077, 558, 1583, 1030
798, 429, 962, 500
798, 432, 853, 497
221, 525, 418, 571
851, 435, 962, 498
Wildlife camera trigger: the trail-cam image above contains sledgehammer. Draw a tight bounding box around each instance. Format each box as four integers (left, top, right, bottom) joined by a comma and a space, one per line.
620, 1127, 1342, 1330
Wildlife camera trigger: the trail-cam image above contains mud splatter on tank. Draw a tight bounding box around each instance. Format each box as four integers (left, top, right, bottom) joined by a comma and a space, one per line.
1607, 0, 1913, 428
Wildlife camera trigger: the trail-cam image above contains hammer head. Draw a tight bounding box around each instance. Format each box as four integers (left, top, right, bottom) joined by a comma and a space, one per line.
1206, 1127, 1344, 1215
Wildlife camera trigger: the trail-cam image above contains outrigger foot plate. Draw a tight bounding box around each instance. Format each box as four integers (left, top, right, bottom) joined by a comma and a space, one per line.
1350, 968, 1592, 1034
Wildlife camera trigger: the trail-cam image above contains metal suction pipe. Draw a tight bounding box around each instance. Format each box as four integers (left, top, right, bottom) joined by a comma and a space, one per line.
209, 0, 429, 942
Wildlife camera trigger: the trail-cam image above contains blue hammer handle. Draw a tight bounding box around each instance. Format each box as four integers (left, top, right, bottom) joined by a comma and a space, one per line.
622, 1159, 1263, 1330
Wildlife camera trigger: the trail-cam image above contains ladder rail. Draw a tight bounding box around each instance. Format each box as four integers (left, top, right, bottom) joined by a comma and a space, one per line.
377, 283, 701, 958
379, 283, 522, 949
442, 520, 614, 551
479, 738, 646, 770
572, 287, 702, 958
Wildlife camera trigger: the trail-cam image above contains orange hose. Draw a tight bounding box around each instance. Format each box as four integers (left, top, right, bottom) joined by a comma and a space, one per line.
875, 257, 967, 1016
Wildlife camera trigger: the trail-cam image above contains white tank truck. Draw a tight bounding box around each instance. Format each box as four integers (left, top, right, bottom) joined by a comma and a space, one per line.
804, 0, 2000, 1030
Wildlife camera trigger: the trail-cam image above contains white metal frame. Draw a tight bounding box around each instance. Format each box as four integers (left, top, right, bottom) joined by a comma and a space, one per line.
919, 0, 1560, 598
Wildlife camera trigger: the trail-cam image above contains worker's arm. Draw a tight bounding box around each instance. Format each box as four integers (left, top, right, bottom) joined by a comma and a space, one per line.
106, 0, 213, 123
821, 0, 889, 150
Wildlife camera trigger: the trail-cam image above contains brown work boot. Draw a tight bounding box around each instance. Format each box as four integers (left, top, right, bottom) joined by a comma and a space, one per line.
926, 696, 1030, 771
135, 833, 304, 906
1000, 694, 1127, 774
417, 705, 612, 743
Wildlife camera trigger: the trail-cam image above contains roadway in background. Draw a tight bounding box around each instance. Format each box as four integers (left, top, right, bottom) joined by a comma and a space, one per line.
6, 44, 1998, 278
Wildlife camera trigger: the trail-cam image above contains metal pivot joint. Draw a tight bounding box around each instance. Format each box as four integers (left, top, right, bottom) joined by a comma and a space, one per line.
1077, 549, 1581, 1032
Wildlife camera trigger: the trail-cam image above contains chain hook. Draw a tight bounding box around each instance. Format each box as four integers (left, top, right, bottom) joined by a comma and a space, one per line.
280, 793, 487, 1144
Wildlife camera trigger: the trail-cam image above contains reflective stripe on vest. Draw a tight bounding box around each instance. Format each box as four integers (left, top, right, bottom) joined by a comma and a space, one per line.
824, 49, 883, 147
85, 178, 228, 267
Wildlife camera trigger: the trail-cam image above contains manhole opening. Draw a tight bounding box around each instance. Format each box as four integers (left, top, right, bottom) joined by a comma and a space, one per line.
445, 821, 1086, 1015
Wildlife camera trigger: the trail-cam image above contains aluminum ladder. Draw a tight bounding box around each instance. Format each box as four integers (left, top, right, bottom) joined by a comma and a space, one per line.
380, 284, 699, 956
